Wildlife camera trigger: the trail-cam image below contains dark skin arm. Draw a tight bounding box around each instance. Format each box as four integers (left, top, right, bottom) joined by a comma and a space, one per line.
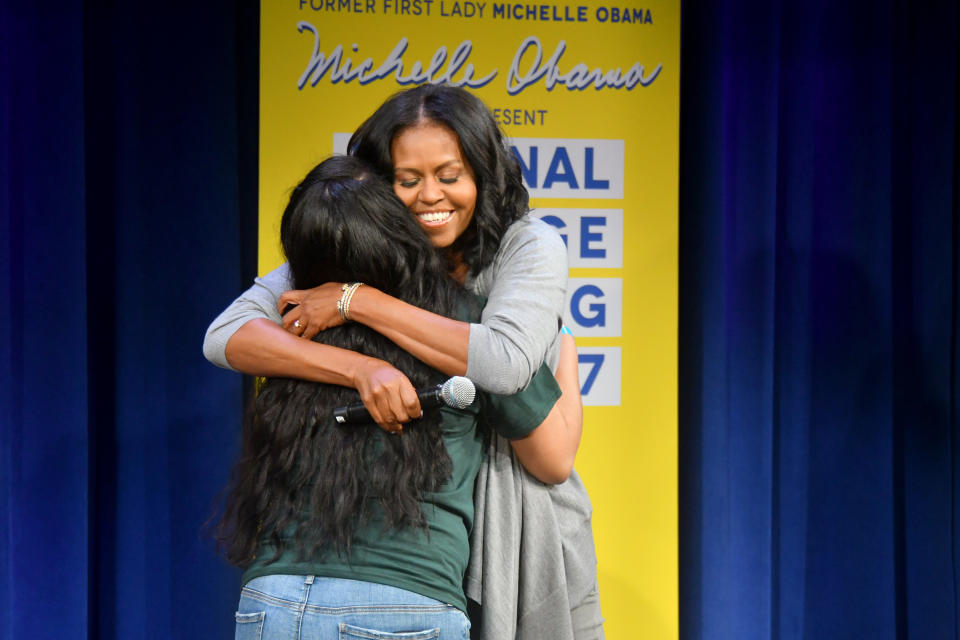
508, 332, 583, 483
224, 318, 421, 433
278, 283, 470, 378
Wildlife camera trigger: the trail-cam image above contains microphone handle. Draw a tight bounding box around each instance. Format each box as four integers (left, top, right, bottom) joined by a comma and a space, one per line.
416, 384, 445, 410
333, 383, 445, 424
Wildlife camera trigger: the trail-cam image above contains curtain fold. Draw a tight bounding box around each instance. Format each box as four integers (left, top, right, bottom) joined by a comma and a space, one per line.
2, 2, 257, 638
680, 1, 960, 638
2, 4, 91, 637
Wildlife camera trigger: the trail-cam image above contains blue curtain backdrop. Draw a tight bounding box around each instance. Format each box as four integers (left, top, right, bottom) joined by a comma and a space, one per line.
1, 2, 258, 638
679, 1, 960, 639
3, 1, 959, 639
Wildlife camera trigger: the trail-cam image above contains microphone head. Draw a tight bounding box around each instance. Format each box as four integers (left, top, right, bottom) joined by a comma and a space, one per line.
440, 376, 476, 409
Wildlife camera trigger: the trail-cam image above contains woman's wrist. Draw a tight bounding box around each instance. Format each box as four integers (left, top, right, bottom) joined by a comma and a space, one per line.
337, 282, 365, 321
345, 285, 383, 326
335, 284, 470, 377
346, 352, 384, 387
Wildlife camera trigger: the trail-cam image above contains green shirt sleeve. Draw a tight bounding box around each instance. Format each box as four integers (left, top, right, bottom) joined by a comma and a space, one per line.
481, 362, 562, 440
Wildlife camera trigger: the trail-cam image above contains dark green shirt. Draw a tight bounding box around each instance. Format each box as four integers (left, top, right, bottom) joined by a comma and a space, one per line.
241, 364, 562, 612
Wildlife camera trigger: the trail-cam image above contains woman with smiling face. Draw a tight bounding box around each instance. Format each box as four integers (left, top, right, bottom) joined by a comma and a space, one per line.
204, 85, 604, 639
393, 123, 477, 256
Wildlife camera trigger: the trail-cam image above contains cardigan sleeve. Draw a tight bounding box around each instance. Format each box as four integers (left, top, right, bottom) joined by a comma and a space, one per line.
465, 216, 568, 394
201, 263, 293, 370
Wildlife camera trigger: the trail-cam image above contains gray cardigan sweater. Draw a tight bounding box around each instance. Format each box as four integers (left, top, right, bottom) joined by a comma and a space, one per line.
203, 215, 602, 639
204, 215, 565, 394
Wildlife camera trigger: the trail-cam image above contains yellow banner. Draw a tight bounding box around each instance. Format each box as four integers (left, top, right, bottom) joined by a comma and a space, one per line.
260, 3, 679, 636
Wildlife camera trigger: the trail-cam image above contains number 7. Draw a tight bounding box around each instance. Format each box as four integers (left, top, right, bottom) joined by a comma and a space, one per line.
578, 353, 604, 395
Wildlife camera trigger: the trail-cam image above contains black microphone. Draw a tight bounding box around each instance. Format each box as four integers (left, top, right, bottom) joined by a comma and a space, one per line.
333, 376, 477, 424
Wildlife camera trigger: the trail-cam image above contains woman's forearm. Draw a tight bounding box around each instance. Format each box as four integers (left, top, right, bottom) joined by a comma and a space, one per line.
225, 319, 423, 429
225, 318, 359, 385
552, 332, 583, 439
508, 332, 582, 483
347, 287, 471, 378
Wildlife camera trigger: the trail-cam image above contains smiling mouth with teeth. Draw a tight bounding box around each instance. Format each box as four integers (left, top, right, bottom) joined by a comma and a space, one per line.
417, 211, 453, 226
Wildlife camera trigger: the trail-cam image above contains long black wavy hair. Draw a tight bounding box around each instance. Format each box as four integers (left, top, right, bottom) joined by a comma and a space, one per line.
348, 84, 529, 275
217, 155, 476, 567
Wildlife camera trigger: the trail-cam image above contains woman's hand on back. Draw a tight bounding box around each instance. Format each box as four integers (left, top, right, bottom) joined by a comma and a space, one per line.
278, 283, 346, 339
351, 357, 423, 434
274, 285, 421, 433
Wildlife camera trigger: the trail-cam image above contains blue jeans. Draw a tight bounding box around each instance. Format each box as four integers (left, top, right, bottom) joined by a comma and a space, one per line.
235, 575, 471, 640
